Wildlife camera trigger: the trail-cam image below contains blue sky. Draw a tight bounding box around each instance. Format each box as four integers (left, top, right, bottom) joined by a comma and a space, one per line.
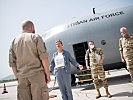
0, 0, 133, 79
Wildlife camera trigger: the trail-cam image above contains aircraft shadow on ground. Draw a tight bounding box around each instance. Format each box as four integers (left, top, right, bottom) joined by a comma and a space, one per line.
49, 74, 133, 99
107, 74, 131, 86
81, 74, 131, 91
112, 91, 133, 97
50, 74, 131, 91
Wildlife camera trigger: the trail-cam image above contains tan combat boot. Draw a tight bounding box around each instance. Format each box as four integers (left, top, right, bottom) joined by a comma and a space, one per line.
105, 88, 112, 98
96, 89, 101, 99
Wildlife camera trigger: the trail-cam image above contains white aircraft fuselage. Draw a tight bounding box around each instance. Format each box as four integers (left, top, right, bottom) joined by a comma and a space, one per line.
43, 5, 133, 72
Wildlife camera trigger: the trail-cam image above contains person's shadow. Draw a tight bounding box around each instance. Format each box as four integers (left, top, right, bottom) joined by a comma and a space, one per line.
80, 73, 133, 98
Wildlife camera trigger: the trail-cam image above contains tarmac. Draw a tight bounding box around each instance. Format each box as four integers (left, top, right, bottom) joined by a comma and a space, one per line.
0, 68, 133, 100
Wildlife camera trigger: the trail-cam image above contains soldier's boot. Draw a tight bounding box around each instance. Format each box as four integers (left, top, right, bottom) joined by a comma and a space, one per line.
96, 89, 101, 99
105, 88, 112, 98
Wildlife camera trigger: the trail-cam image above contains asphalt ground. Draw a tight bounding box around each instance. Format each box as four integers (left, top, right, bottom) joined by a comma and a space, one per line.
0, 69, 133, 100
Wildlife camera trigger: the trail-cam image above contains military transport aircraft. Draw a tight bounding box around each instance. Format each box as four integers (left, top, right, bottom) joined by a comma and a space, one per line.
42, 5, 133, 83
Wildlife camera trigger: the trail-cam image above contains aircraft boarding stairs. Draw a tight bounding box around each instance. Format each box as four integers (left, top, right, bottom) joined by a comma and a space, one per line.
73, 42, 93, 85
75, 69, 93, 85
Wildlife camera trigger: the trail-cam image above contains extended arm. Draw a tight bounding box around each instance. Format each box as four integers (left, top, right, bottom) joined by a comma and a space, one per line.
68, 52, 83, 70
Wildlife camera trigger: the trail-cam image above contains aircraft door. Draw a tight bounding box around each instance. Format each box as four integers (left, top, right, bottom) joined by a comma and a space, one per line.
73, 42, 88, 68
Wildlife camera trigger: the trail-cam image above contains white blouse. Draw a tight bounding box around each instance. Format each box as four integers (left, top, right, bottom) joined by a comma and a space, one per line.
54, 52, 65, 68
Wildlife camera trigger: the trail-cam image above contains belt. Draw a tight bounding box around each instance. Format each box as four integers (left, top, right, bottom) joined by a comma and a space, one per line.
55, 66, 65, 70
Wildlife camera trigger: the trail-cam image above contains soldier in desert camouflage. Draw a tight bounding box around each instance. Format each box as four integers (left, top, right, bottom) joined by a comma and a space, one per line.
85, 41, 111, 99
119, 27, 133, 83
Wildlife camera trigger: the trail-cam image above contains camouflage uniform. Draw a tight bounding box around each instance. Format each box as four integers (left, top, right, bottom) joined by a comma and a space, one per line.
85, 48, 108, 89
119, 34, 133, 82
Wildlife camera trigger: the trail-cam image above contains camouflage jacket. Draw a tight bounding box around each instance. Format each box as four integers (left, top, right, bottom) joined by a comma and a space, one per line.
85, 48, 104, 66
119, 34, 133, 57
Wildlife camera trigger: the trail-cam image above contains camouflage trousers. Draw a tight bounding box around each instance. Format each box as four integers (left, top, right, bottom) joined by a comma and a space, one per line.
125, 57, 133, 83
128, 67, 133, 83
91, 65, 108, 89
